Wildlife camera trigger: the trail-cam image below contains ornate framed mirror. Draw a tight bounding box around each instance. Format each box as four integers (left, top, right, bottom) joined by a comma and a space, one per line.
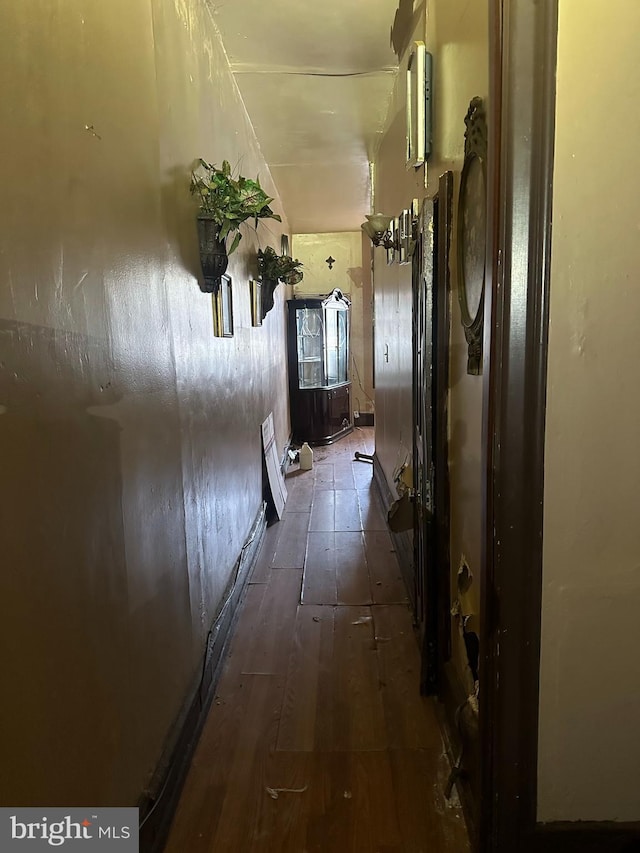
456, 97, 487, 375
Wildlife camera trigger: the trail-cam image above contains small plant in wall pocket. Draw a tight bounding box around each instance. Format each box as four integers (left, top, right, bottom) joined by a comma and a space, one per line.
256, 246, 303, 319
190, 158, 281, 293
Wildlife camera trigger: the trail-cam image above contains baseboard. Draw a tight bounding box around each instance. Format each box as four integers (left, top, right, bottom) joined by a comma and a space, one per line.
372, 453, 414, 608
434, 661, 479, 842
354, 412, 374, 427
529, 822, 640, 853
138, 503, 267, 853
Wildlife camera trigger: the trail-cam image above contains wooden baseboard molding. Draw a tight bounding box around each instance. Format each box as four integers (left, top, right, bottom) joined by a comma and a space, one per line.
138, 503, 267, 853
371, 453, 415, 610
529, 822, 640, 853
354, 412, 374, 426
435, 661, 479, 842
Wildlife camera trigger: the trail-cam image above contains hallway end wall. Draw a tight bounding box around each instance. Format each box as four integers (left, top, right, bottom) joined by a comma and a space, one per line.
0, 0, 290, 808
291, 232, 374, 418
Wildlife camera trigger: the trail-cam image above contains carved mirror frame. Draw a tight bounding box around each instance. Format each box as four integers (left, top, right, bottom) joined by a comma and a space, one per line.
456, 96, 487, 375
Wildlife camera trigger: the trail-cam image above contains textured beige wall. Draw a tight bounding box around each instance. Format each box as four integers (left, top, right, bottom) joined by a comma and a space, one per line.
538, 0, 640, 823
292, 232, 374, 416
373, 14, 427, 486
373, 0, 487, 690
0, 0, 289, 806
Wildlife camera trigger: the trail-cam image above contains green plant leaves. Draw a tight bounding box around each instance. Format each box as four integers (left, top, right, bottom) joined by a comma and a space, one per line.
257, 246, 303, 283
228, 232, 242, 255
190, 159, 281, 253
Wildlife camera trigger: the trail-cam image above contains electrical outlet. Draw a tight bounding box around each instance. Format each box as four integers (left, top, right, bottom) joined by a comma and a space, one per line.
354, 410, 359, 419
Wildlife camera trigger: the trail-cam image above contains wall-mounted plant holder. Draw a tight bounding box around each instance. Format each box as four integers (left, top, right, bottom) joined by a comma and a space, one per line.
257, 246, 304, 318
212, 273, 234, 337
260, 279, 278, 318
190, 158, 282, 293
197, 218, 228, 293
250, 279, 262, 326
406, 41, 433, 168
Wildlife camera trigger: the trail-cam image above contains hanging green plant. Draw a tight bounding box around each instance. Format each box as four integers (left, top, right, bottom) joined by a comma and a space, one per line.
257, 246, 304, 286
190, 159, 281, 255
257, 246, 304, 317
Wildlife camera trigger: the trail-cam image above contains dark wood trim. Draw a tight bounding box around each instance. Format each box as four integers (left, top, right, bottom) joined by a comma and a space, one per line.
138, 504, 267, 853
414, 197, 435, 688
480, 0, 558, 851
418, 174, 454, 695
353, 412, 374, 426
434, 662, 479, 841
530, 822, 640, 853
478, 2, 503, 844
435, 171, 453, 668
372, 452, 414, 608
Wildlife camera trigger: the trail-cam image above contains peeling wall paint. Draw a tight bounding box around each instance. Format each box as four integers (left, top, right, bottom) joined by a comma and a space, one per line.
0, 0, 290, 807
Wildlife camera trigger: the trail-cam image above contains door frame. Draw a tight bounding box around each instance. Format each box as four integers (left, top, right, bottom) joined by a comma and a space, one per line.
480, 0, 558, 849
474, 3, 640, 850
432, 173, 454, 679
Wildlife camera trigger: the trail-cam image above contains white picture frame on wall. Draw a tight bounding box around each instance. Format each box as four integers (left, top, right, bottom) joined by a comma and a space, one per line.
406, 41, 432, 168
212, 274, 234, 338
399, 208, 412, 265
250, 279, 262, 327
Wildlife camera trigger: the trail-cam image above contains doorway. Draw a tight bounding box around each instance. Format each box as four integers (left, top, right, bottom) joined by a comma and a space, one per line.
411, 172, 454, 695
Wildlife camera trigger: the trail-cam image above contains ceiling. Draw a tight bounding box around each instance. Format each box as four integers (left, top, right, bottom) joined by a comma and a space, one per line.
206, 0, 400, 234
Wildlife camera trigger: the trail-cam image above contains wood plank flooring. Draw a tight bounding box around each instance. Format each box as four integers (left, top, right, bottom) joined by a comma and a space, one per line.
165, 429, 469, 852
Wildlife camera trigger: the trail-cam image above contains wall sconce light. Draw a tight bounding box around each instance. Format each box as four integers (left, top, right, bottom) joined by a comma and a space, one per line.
361, 213, 395, 249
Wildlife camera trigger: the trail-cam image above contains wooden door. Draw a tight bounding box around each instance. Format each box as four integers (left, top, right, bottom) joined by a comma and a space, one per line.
412, 173, 453, 695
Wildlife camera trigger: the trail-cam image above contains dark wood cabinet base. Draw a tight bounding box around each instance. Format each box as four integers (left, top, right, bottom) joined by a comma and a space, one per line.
290, 384, 353, 446
306, 422, 354, 447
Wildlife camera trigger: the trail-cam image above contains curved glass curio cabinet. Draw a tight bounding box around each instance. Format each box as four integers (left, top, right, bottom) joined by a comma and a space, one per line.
287, 289, 353, 445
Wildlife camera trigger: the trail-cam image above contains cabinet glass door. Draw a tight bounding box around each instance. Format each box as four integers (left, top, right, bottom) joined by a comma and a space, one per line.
296, 307, 324, 389
325, 308, 338, 386
337, 309, 348, 384
325, 307, 349, 387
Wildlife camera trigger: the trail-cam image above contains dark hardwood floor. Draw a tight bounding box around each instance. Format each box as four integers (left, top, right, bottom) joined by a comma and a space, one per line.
165, 428, 470, 852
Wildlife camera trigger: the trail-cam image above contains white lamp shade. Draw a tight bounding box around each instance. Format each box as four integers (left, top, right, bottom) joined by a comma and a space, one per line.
366, 213, 392, 232
361, 220, 377, 239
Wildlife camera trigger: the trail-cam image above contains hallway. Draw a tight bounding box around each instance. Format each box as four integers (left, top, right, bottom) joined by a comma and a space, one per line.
165, 429, 469, 852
